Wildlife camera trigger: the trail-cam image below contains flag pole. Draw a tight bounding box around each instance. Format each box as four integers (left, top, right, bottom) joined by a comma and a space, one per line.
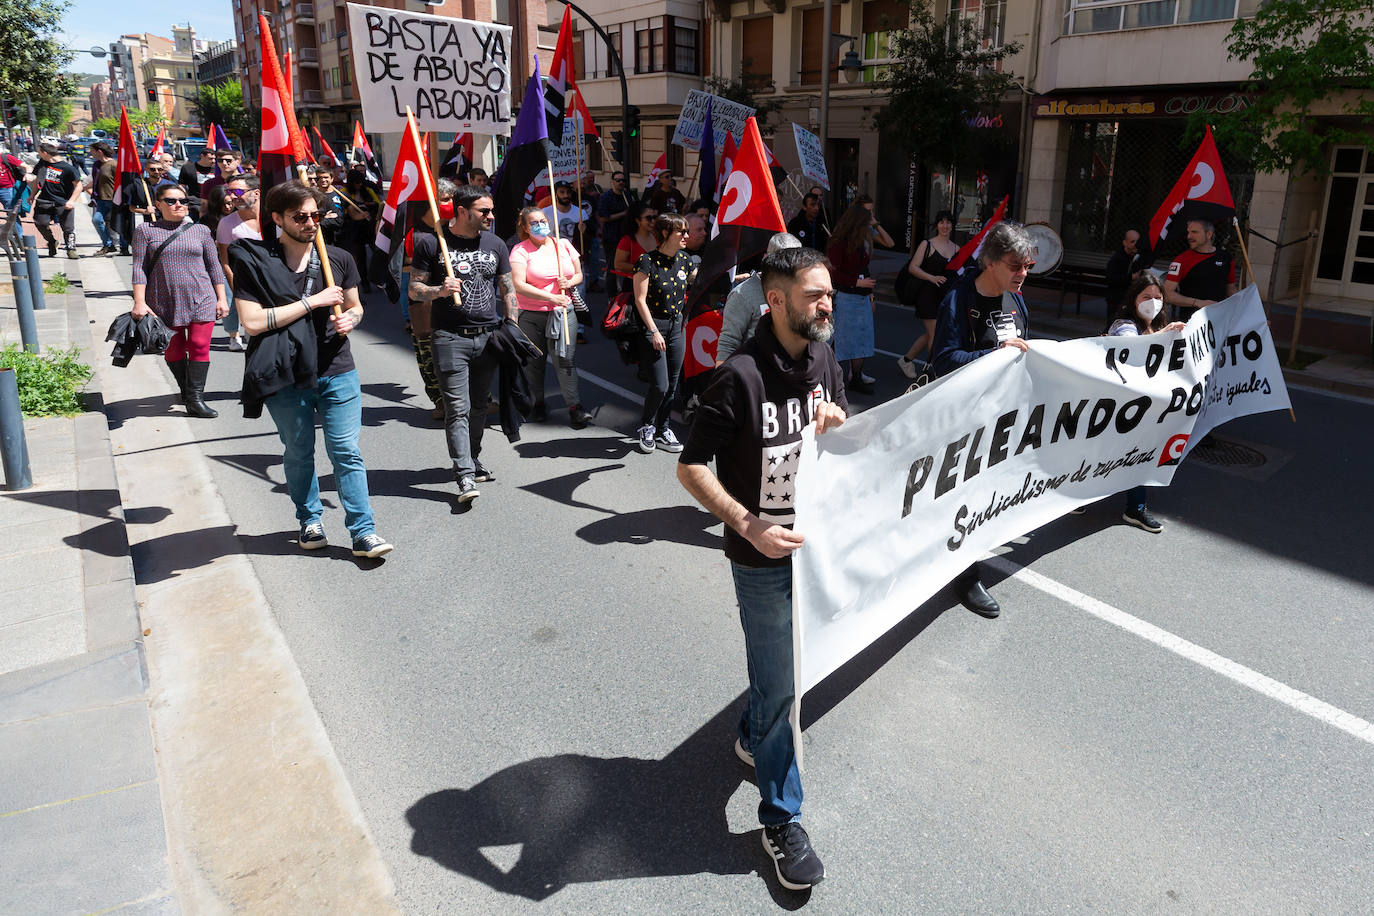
291, 157, 341, 316
1231, 214, 1295, 423
571, 91, 584, 265
404, 107, 458, 298
545, 156, 568, 341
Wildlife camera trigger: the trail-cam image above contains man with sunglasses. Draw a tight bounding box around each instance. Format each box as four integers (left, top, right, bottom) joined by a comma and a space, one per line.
596, 170, 636, 295
177, 147, 217, 217
310, 165, 347, 246
409, 184, 517, 504
216, 176, 261, 352
929, 220, 1035, 620
228, 180, 394, 559
200, 149, 243, 204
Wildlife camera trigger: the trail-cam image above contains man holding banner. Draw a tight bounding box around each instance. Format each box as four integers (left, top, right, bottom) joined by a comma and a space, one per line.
677, 247, 846, 892
930, 221, 1035, 619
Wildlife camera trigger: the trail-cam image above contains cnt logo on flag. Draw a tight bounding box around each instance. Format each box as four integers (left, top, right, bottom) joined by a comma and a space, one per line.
1158, 433, 1189, 466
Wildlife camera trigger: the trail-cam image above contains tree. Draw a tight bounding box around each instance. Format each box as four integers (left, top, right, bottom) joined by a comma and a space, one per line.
127, 103, 166, 134
91, 116, 119, 136
0, 0, 77, 130
1199, 0, 1374, 176
35, 99, 71, 132
873, 2, 1021, 178
704, 76, 785, 133
191, 82, 256, 142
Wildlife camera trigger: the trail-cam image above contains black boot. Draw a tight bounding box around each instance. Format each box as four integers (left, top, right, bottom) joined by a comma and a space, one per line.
184, 361, 218, 418
167, 358, 188, 405
954, 562, 1000, 618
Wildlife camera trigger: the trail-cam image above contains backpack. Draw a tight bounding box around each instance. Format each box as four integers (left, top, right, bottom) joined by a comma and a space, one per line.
600, 291, 638, 338
0, 154, 22, 190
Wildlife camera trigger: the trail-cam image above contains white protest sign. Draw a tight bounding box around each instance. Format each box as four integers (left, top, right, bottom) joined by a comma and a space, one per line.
791, 123, 829, 190
791, 286, 1288, 698
548, 114, 591, 183
347, 3, 512, 135
671, 90, 755, 152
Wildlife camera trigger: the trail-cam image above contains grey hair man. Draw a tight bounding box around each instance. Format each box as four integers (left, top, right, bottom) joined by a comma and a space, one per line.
715, 232, 805, 365
928, 220, 1035, 620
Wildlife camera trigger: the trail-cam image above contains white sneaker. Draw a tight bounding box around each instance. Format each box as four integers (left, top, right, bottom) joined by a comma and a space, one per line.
859, 372, 877, 385
228, 335, 246, 352
896, 355, 918, 379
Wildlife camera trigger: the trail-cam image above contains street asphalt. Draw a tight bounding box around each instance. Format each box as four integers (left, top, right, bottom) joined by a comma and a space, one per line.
104, 254, 1374, 913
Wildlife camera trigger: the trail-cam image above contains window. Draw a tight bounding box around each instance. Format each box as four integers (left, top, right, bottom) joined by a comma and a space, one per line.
861, 0, 905, 82
741, 17, 773, 88
949, 0, 1006, 49
1062, 0, 1246, 34
581, 25, 621, 79
341, 55, 351, 85
634, 17, 665, 74
673, 21, 698, 74
799, 7, 837, 85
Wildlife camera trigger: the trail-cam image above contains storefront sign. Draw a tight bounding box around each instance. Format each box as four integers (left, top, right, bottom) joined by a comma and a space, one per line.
1033, 90, 1252, 120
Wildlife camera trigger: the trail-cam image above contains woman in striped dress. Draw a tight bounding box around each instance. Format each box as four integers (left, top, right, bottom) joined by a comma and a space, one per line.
130, 184, 228, 418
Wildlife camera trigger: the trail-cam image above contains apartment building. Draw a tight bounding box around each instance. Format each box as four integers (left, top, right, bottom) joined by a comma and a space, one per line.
197, 39, 241, 89
89, 81, 113, 122
232, 0, 545, 167
141, 26, 210, 140
108, 33, 173, 114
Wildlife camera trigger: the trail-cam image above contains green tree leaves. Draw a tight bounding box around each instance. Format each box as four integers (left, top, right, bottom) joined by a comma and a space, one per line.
190, 82, 256, 142
0, 0, 78, 124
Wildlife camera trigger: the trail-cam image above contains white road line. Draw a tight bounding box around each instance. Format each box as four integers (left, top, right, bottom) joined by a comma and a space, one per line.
577, 368, 646, 405
985, 556, 1374, 748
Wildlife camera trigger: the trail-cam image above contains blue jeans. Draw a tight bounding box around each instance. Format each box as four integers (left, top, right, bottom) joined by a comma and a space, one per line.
264, 370, 375, 539
431, 327, 499, 478
1125, 485, 1147, 514
0, 187, 14, 210
92, 199, 114, 248
221, 284, 240, 336
732, 561, 803, 827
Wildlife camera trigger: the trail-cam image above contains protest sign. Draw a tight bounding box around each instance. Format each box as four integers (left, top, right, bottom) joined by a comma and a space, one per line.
791, 287, 1289, 709
347, 3, 512, 135
791, 123, 829, 190
671, 90, 755, 151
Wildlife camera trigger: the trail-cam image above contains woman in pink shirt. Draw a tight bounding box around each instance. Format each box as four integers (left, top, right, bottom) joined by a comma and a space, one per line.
509, 206, 591, 428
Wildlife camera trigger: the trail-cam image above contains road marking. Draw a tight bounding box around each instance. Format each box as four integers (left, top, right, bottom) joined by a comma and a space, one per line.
0, 778, 158, 820
985, 556, 1374, 748
578, 368, 646, 405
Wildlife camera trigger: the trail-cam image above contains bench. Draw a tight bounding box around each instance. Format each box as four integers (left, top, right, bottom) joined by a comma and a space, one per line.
1052, 252, 1112, 318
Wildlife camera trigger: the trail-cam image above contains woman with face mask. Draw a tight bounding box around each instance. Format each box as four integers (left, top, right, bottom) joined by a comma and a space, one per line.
1106, 273, 1185, 533
509, 205, 591, 428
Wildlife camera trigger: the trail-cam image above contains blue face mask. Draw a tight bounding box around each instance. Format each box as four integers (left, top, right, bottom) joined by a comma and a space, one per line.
529, 222, 551, 239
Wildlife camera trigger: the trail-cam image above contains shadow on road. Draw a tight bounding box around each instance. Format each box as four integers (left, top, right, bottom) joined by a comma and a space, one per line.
514, 434, 638, 462
405, 698, 809, 907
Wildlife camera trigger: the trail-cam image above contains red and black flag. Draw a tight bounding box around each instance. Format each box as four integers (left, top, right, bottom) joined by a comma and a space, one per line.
493, 60, 552, 240
543, 7, 574, 147
1148, 125, 1235, 248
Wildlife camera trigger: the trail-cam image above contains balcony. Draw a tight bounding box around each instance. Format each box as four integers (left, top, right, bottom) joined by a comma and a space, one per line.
295, 3, 315, 22
300, 89, 325, 107
298, 47, 320, 66
338, 33, 349, 50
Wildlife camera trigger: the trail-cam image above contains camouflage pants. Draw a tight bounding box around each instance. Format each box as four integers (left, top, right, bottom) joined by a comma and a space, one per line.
410, 330, 441, 407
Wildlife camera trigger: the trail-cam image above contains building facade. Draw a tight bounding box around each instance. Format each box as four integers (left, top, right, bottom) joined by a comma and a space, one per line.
89, 81, 113, 123
108, 33, 172, 114
197, 39, 240, 89
141, 26, 210, 140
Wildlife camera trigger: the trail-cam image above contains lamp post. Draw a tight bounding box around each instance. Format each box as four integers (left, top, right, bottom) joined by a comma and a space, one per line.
816, 5, 864, 175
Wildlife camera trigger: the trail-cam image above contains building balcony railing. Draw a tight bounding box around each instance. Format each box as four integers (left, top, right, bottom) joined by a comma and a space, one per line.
298, 47, 320, 64
300, 89, 325, 106
296, 3, 315, 22
338, 33, 349, 50
1062, 0, 1258, 34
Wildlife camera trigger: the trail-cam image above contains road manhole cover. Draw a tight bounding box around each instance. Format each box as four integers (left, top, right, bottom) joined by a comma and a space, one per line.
1191, 437, 1267, 468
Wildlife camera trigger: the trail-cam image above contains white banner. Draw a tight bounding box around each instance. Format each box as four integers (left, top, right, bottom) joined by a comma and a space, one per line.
791, 123, 829, 190
671, 90, 755, 152
347, 3, 512, 135
792, 286, 1290, 698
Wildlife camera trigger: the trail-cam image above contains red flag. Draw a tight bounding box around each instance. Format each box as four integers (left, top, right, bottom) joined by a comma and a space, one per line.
717, 117, 785, 233
645, 153, 667, 192
1148, 124, 1235, 247
544, 7, 575, 146
572, 93, 599, 139
946, 195, 1008, 273
684, 309, 725, 378
149, 126, 166, 159
258, 15, 310, 167
312, 126, 338, 164
282, 50, 294, 108
111, 106, 143, 205
375, 120, 431, 254
714, 133, 737, 205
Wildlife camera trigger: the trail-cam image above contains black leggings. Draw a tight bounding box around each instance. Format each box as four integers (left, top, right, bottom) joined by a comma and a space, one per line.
640, 314, 685, 429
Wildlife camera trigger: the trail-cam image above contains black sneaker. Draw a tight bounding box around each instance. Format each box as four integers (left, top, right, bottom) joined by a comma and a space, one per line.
457, 476, 480, 504
654, 426, 684, 453
351, 533, 394, 558
473, 461, 495, 483
298, 522, 327, 550
635, 425, 656, 454
530, 402, 547, 422
762, 822, 825, 891
47, 240, 57, 257
569, 404, 591, 429
1122, 507, 1163, 533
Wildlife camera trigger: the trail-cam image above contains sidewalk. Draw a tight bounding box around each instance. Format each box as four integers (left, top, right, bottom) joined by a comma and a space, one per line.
868, 248, 1374, 400
0, 219, 176, 912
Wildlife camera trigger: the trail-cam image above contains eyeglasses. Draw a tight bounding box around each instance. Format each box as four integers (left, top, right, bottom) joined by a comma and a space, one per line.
158, 197, 188, 206
289, 211, 324, 224
227, 188, 248, 197
1002, 258, 1035, 272
216, 157, 236, 163
470, 207, 494, 215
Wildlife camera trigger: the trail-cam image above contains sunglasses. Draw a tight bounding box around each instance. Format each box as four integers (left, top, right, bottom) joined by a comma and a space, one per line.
158, 197, 188, 205
216, 157, 236, 163
227, 188, 248, 197
289, 211, 323, 224
469, 207, 494, 215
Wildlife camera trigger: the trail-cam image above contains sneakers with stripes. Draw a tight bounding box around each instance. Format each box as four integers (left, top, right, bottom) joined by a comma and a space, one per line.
762, 822, 825, 891
298, 522, 327, 550
351, 534, 394, 558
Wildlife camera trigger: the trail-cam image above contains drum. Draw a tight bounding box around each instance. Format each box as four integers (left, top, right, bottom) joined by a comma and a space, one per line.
1023, 223, 1064, 276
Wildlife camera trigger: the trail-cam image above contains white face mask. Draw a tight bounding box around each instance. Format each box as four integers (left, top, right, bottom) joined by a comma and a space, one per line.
1136, 297, 1164, 322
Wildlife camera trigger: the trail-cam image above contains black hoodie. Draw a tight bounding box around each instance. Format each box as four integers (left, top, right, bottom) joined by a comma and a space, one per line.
680, 316, 847, 568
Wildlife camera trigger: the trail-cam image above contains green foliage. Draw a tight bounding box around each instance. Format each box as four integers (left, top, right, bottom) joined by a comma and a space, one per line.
191, 82, 256, 142
873, 1, 1022, 172
127, 104, 166, 133
0, 0, 77, 122
44, 272, 70, 294
91, 116, 119, 136
704, 76, 785, 133
0, 344, 92, 417
1199, 0, 1374, 175
35, 98, 71, 131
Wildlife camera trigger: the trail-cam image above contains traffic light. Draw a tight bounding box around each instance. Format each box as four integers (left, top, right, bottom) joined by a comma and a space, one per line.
626, 105, 641, 141
609, 130, 624, 162
0, 98, 17, 129
147, 87, 157, 102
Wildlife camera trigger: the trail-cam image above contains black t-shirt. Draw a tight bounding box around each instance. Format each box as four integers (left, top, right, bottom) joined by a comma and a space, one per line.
34, 159, 79, 206
236, 243, 360, 377
635, 249, 693, 321
411, 229, 511, 331
177, 162, 214, 198
1169, 248, 1236, 302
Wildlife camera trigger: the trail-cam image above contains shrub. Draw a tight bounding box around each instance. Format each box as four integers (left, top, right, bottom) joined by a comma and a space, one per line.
0, 344, 93, 417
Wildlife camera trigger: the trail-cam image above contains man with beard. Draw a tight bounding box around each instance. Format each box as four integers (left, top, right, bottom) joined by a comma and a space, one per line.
676, 246, 846, 892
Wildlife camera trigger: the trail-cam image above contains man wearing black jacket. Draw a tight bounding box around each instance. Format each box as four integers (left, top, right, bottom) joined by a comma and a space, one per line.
230, 180, 393, 559
677, 246, 846, 892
